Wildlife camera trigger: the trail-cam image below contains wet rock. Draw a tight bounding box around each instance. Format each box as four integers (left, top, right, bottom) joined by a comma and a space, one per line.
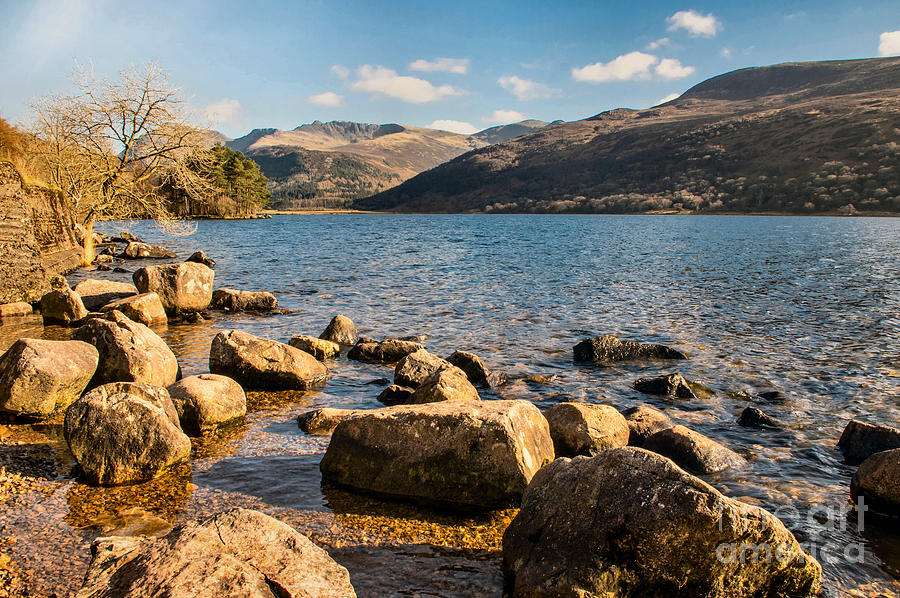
573, 335, 687, 363
0, 339, 98, 418
347, 338, 424, 364
447, 350, 506, 387
113, 267, 129, 274
544, 402, 630, 457
644, 425, 745, 474
298, 408, 362, 434
64, 382, 190, 485
209, 330, 328, 390
756, 390, 786, 402
210, 288, 277, 311
288, 335, 340, 360
40, 286, 88, 324
133, 262, 214, 315
633, 372, 697, 399
185, 250, 215, 267
621, 404, 673, 446
365, 377, 390, 386
99, 292, 167, 326
850, 449, 900, 514
0, 302, 33, 318
95, 263, 112, 271
408, 365, 480, 404
167, 374, 246, 435
320, 399, 554, 509
502, 447, 821, 598
121, 241, 177, 259
320, 314, 359, 345
72, 311, 179, 387
837, 420, 900, 465
376, 384, 414, 406
394, 349, 450, 388
73, 279, 138, 310
738, 406, 781, 429
77, 508, 356, 597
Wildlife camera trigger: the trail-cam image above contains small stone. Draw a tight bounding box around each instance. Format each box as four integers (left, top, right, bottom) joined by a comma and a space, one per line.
210, 288, 277, 311
850, 449, 900, 514
0, 302, 32, 318
408, 365, 480, 404
376, 385, 414, 406
633, 373, 697, 399
40, 287, 88, 324
121, 241, 177, 259
621, 405, 673, 446
167, 374, 246, 435
544, 402, 630, 457
347, 338, 424, 364
297, 408, 361, 434
209, 330, 328, 390
320, 315, 359, 345
644, 425, 745, 474
446, 350, 503, 387
738, 406, 781, 428
73, 279, 137, 310
838, 420, 900, 465
573, 335, 687, 363
288, 335, 340, 360
394, 349, 449, 388
99, 293, 167, 326
185, 251, 215, 267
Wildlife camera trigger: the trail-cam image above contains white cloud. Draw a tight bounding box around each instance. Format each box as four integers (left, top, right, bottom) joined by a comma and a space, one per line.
645, 37, 671, 51
720, 47, 733, 59
666, 10, 721, 38
427, 119, 479, 134
203, 98, 242, 124
331, 65, 350, 79
879, 31, 900, 56
349, 65, 465, 104
655, 93, 680, 105
498, 75, 560, 100
572, 51, 658, 83
305, 91, 344, 107
483, 109, 527, 124
409, 57, 470, 75
655, 58, 695, 80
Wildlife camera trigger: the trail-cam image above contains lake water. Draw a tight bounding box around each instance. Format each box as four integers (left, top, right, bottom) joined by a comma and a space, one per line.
2, 214, 899, 596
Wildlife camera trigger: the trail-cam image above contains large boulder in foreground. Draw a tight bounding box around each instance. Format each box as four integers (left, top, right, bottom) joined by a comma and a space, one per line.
72, 279, 138, 311
644, 425, 745, 474
288, 335, 340, 360
394, 349, 450, 388
73, 311, 179, 387
838, 419, 900, 465
121, 241, 176, 259
133, 262, 214, 315
573, 335, 687, 363
77, 508, 356, 598
850, 449, 900, 514
209, 330, 328, 390
503, 448, 821, 598
347, 338, 423, 364
210, 288, 277, 312
544, 402, 629, 457
621, 404, 673, 446
99, 292, 167, 326
167, 374, 246, 435
0, 339, 98, 418
320, 314, 359, 345
320, 399, 554, 509
408, 364, 480, 404
64, 382, 190, 485
40, 287, 88, 324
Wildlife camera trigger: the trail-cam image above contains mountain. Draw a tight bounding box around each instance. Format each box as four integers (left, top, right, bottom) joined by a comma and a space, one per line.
355, 57, 900, 215
471, 120, 552, 145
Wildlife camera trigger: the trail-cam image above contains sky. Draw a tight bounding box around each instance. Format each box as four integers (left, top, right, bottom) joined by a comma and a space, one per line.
1, 0, 898, 138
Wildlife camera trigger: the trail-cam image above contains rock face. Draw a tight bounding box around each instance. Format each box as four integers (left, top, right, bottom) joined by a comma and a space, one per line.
288, 335, 340, 360
347, 338, 424, 364
133, 262, 214, 315
633, 373, 697, 398
644, 425, 745, 474
574, 335, 687, 363
99, 293, 167, 326
320, 400, 554, 509
544, 403, 630, 457
210, 288, 277, 311
0, 302, 33, 318
0, 339, 98, 418
850, 449, 900, 513
738, 406, 781, 429
408, 365, 480, 404
64, 382, 191, 485
621, 405, 673, 446
502, 447, 821, 598
297, 408, 362, 434
72, 279, 138, 311
185, 250, 215, 267
837, 420, 900, 465
76, 508, 356, 598
209, 330, 328, 390
394, 349, 450, 388
40, 287, 88, 324
446, 350, 506, 387
167, 374, 246, 435
72, 311, 179, 387
121, 241, 177, 259
320, 314, 359, 345
376, 384, 414, 406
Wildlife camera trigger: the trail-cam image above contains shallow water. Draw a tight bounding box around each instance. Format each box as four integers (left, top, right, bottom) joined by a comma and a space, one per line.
2, 214, 900, 596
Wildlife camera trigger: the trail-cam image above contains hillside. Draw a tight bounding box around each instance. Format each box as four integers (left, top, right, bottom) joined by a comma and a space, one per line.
355, 57, 900, 214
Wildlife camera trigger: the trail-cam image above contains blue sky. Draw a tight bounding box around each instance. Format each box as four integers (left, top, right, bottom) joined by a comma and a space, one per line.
1, 0, 898, 138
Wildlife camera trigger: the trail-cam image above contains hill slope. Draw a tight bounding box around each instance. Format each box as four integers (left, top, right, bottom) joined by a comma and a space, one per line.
355, 57, 900, 214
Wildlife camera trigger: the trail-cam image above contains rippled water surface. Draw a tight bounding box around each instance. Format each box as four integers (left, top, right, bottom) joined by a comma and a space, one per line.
3, 214, 900, 596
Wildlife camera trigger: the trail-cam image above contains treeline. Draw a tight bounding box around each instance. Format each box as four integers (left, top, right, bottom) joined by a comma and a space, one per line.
170, 144, 269, 218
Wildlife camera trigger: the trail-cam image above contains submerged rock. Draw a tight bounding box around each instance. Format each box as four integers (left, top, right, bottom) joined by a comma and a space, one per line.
502, 447, 821, 598
408, 364, 480, 404
99, 292, 167, 326
447, 350, 506, 387
573, 335, 687, 363
633, 372, 697, 399
347, 338, 424, 364
209, 330, 328, 390
544, 402, 630, 457
167, 374, 246, 435
40, 286, 88, 324
77, 508, 356, 597
738, 406, 781, 429
185, 250, 215, 267
394, 349, 450, 388
320, 314, 359, 345
621, 404, 673, 446
320, 399, 554, 509
644, 425, 745, 474
0, 302, 33, 318
72, 279, 138, 311
850, 449, 900, 514
133, 262, 214, 315
210, 288, 277, 311
121, 241, 177, 259
837, 420, 900, 465
288, 335, 340, 360
376, 384, 414, 406
298, 408, 362, 434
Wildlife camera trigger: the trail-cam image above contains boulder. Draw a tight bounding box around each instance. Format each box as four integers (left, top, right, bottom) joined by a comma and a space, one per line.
40, 287, 88, 324
99, 293, 167, 326
738, 406, 781, 429
376, 384, 414, 406
167, 374, 246, 435
837, 420, 900, 465
544, 402, 630, 457
633, 372, 697, 399
0, 339, 98, 418
573, 335, 687, 363
446, 350, 506, 387
210, 288, 277, 312
64, 382, 190, 485
185, 250, 215, 267
850, 449, 900, 514
347, 338, 424, 364
621, 404, 673, 446
644, 425, 745, 474
0, 302, 32, 318
394, 349, 450, 388
502, 447, 821, 598
320, 314, 359, 345
288, 335, 340, 360
72, 279, 138, 311
121, 241, 177, 259
76, 508, 356, 598
297, 408, 362, 434
72, 311, 179, 387
133, 262, 214, 315
209, 330, 328, 390
320, 400, 554, 509
408, 365, 480, 404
